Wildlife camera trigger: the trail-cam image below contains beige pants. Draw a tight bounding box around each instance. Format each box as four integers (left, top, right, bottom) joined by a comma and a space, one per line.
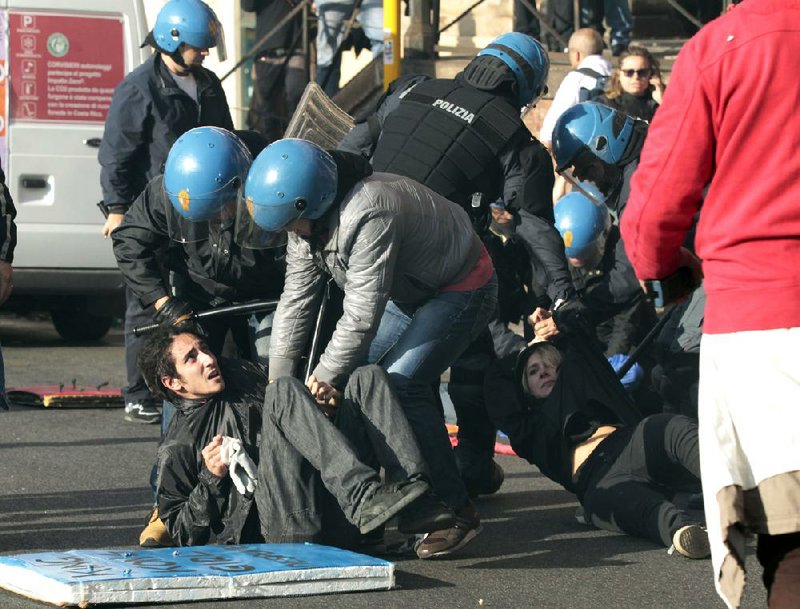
699, 328, 800, 608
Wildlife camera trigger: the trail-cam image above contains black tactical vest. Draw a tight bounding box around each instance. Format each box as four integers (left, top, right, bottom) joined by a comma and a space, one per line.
371, 78, 527, 209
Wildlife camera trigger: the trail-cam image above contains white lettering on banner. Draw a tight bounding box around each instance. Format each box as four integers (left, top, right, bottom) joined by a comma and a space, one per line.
431, 98, 475, 124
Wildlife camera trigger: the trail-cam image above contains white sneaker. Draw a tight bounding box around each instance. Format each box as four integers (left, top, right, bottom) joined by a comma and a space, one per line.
668, 524, 710, 559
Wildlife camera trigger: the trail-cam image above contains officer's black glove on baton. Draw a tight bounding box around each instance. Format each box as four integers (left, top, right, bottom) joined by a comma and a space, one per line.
154, 298, 194, 328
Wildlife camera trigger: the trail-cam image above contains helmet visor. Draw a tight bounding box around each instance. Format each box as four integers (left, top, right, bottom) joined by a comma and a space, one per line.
209, 16, 227, 62
234, 196, 289, 249
164, 180, 239, 243
181, 13, 227, 62
560, 172, 611, 214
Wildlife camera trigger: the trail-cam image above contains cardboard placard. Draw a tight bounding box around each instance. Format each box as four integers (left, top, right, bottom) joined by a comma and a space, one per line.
0, 544, 394, 606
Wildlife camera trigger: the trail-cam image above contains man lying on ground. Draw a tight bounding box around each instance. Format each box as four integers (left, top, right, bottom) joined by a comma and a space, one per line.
138, 326, 454, 547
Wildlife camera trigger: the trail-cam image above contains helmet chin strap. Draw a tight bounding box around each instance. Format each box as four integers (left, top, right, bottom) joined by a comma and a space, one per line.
168, 46, 190, 75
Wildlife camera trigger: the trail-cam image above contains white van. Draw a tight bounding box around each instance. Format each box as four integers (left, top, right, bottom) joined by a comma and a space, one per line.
0, 0, 149, 340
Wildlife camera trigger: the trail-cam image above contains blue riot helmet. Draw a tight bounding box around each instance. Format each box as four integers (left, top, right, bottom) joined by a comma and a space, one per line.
553, 186, 611, 269
163, 127, 252, 243
236, 139, 339, 248
552, 102, 635, 173
472, 33, 550, 107
152, 0, 227, 61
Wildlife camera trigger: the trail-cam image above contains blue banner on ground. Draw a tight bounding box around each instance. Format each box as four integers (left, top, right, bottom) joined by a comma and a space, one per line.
0, 543, 394, 606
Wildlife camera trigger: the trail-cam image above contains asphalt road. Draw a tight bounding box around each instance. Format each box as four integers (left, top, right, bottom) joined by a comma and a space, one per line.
0, 312, 765, 609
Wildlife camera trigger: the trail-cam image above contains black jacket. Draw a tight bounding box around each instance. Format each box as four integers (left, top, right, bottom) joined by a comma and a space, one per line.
485, 330, 642, 493
157, 359, 266, 546
112, 175, 285, 308
0, 163, 16, 263
570, 226, 657, 355
242, 0, 302, 54
597, 92, 659, 123
339, 73, 574, 303
99, 54, 233, 211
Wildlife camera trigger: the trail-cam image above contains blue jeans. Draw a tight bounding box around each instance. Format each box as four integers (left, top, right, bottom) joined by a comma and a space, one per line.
316, 0, 383, 96
604, 0, 632, 47
367, 274, 498, 510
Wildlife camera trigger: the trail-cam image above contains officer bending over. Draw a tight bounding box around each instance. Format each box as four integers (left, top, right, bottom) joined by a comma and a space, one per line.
339, 32, 576, 501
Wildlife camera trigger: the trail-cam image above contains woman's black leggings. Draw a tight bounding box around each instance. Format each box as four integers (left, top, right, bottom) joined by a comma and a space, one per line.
579, 413, 702, 547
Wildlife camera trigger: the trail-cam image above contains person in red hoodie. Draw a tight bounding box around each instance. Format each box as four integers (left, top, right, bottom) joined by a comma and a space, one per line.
620, 2, 800, 608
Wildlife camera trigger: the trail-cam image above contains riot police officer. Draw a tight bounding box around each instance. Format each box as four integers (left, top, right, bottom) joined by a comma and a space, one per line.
551, 101, 649, 219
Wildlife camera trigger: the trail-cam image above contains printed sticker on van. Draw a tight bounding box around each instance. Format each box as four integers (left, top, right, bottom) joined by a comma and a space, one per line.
7, 12, 125, 124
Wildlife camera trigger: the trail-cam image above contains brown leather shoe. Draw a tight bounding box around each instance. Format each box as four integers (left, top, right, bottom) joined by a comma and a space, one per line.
415, 502, 482, 559
139, 507, 175, 548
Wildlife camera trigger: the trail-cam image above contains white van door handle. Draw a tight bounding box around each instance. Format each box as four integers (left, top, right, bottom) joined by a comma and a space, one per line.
22, 177, 48, 189
84, 138, 102, 148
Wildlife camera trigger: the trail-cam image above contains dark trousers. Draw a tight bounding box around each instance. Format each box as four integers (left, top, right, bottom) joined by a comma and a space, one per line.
448, 329, 499, 475
254, 366, 426, 543
514, 0, 542, 38
123, 285, 156, 406
579, 413, 702, 547
250, 53, 308, 143
758, 532, 800, 609
546, 0, 602, 50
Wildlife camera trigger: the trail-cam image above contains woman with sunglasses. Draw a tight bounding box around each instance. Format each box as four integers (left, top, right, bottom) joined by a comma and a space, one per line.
598, 45, 665, 122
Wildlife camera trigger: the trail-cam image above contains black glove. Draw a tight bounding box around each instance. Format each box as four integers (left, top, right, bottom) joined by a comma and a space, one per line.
154, 298, 194, 327
552, 296, 592, 337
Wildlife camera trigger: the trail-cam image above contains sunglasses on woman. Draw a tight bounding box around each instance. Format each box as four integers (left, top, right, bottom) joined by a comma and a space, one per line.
621, 68, 653, 79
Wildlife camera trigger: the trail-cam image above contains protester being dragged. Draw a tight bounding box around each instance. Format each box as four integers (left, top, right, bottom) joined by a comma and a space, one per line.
141, 327, 454, 547
485, 308, 710, 559
240, 138, 498, 559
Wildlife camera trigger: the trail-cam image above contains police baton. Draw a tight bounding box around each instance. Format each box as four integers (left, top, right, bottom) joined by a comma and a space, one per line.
303, 280, 332, 381
613, 308, 674, 381
133, 300, 280, 337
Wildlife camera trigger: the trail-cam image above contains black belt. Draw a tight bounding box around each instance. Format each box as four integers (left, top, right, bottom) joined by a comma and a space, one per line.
256, 48, 291, 60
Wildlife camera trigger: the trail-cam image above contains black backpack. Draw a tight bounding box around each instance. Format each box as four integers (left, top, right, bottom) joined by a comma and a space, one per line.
572, 67, 610, 102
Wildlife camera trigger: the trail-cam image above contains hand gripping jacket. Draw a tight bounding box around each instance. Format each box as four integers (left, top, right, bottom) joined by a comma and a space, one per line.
370, 78, 527, 209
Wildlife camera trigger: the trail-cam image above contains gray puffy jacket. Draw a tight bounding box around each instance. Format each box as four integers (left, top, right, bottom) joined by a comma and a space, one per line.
269, 172, 484, 386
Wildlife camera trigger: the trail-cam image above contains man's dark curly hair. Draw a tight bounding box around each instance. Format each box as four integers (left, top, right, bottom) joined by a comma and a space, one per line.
138, 325, 185, 401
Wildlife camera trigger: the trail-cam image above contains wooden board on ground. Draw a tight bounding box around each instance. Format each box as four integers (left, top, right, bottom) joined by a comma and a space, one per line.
5, 385, 123, 408
0, 544, 394, 606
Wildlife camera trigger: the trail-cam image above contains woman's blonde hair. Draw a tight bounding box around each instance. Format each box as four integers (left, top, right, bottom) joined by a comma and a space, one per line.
605, 45, 660, 100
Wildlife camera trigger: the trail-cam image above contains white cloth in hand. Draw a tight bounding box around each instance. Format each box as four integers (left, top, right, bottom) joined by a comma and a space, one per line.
218, 436, 258, 495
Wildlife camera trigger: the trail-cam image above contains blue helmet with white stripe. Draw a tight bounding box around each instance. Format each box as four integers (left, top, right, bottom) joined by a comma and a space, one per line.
476, 33, 550, 106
